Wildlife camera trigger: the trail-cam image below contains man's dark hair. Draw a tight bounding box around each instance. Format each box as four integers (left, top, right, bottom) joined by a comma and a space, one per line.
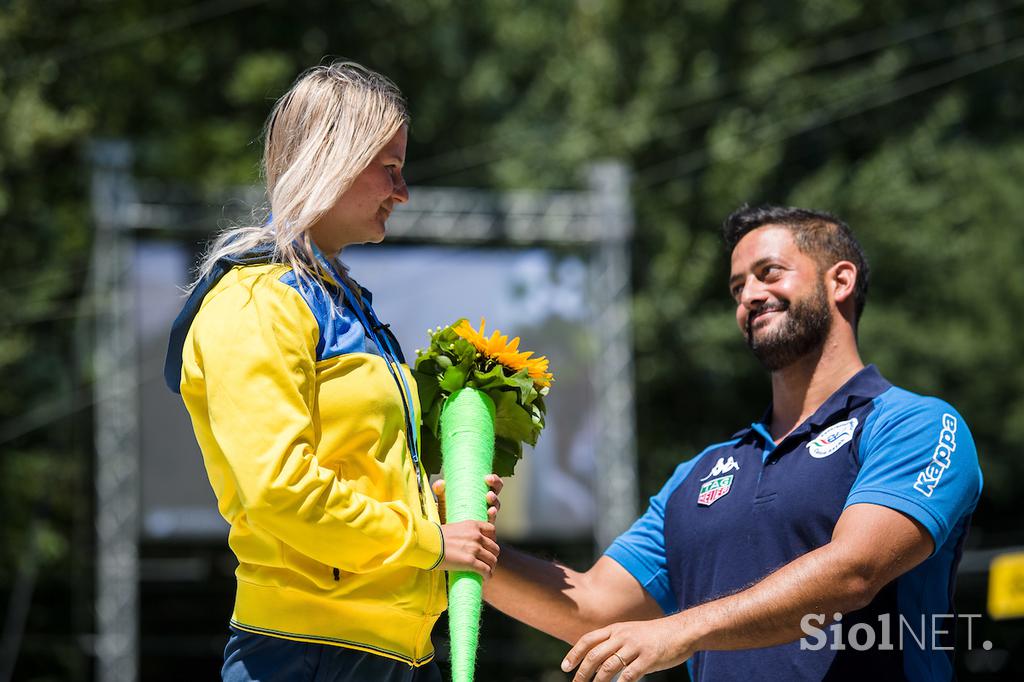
722, 204, 870, 326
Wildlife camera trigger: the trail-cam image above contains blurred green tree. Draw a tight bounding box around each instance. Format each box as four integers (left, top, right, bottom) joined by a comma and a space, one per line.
2, 0, 1023, 679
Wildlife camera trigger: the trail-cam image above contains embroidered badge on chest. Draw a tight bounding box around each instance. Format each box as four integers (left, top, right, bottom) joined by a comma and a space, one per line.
807, 418, 858, 459
697, 456, 739, 506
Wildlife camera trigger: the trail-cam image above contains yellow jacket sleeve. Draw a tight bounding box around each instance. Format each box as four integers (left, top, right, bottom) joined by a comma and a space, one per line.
185, 272, 443, 573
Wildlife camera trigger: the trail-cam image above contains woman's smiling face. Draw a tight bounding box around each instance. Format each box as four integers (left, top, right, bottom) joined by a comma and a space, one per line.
310, 125, 409, 256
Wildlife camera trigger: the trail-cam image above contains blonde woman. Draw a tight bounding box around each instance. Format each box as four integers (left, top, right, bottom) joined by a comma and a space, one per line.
164, 62, 502, 682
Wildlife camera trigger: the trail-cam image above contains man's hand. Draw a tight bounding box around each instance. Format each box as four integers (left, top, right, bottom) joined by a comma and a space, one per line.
561, 617, 693, 682
431, 474, 503, 525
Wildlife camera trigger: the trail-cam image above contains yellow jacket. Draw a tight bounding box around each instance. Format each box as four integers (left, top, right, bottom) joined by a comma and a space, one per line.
170, 262, 446, 666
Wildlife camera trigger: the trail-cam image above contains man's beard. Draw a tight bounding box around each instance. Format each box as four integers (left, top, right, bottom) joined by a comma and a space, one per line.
745, 281, 832, 372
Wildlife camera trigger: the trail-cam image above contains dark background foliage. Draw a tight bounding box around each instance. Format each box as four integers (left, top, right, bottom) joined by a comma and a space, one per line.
2, 0, 1023, 679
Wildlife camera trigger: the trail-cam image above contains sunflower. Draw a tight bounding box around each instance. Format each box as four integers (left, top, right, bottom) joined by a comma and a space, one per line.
453, 318, 553, 388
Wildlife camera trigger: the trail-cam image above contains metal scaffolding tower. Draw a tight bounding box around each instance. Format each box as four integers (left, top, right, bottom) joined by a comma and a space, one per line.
587, 163, 639, 551
89, 141, 141, 682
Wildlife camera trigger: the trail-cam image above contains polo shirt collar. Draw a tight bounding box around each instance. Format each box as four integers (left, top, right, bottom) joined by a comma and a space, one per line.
741, 364, 891, 450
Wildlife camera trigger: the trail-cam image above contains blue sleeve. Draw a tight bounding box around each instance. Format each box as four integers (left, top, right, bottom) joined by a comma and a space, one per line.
604, 453, 707, 615
846, 390, 982, 554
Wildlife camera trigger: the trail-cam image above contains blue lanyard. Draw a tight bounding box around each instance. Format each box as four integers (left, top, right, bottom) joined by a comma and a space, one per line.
311, 250, 426, 505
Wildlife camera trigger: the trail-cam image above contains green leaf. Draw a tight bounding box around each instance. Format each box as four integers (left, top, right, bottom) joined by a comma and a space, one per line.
508, 368, 539, 405
453, 338, 477, 365
424, 399, 443, 436
420, 428, 443, 477
413, 369, 439, 411
492, 436, 523, 477
470, 363, 509, 390
491, 390, 536, 443
439, 364, 468, 392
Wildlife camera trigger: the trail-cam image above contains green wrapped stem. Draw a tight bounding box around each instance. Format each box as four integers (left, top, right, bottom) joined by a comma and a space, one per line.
440, 388, 495, 682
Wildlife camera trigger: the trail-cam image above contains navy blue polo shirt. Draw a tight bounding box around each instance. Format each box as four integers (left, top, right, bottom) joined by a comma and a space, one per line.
606, 365, 982, 682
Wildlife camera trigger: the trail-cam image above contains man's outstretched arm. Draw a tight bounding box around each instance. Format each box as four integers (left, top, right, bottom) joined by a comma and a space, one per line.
561, 502, 934, 681
484, 548, 664, 644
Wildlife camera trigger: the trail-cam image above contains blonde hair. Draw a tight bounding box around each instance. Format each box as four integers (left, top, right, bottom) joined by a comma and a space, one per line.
191, 60, 409, 292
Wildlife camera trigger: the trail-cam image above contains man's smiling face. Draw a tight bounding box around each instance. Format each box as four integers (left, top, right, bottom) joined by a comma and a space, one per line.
729, 225, 833, 371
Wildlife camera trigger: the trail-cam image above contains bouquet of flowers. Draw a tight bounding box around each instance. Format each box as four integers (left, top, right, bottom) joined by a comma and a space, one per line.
413, 319, 552, 682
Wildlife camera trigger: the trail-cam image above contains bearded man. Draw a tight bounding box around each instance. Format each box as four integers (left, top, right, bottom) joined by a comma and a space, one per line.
484, 205, 983, 682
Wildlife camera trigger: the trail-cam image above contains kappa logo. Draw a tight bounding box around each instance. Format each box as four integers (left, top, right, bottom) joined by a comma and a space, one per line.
700, 456, 740, 481
913, 413, 958, 498
807, 418, 858, 459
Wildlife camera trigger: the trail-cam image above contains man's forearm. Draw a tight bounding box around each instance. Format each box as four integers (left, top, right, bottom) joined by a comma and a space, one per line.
676, 542, 875, 652
483, 545, 594, 643
484, 546, 663, 643
559, 541, 888, 678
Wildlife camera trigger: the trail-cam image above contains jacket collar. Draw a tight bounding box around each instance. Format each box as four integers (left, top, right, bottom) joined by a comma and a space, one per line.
163, 244, 364, 394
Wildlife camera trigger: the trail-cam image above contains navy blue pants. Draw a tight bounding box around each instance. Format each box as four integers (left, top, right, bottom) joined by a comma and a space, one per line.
222, 627, 443, 682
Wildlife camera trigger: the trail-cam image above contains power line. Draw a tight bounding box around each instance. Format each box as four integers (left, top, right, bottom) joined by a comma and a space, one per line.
633, 12, 1023, 151
588, 22, 1021, 188
0, 366, 168, 449
9, 0, 270, 77
0, 275, 130, 329
0, 307, 98, 329
0, 386, 92, 448
634, 34, 1024, 195
637, 23, 1024, 186
0, 265, 92, 298
405, 0, 1024, 185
